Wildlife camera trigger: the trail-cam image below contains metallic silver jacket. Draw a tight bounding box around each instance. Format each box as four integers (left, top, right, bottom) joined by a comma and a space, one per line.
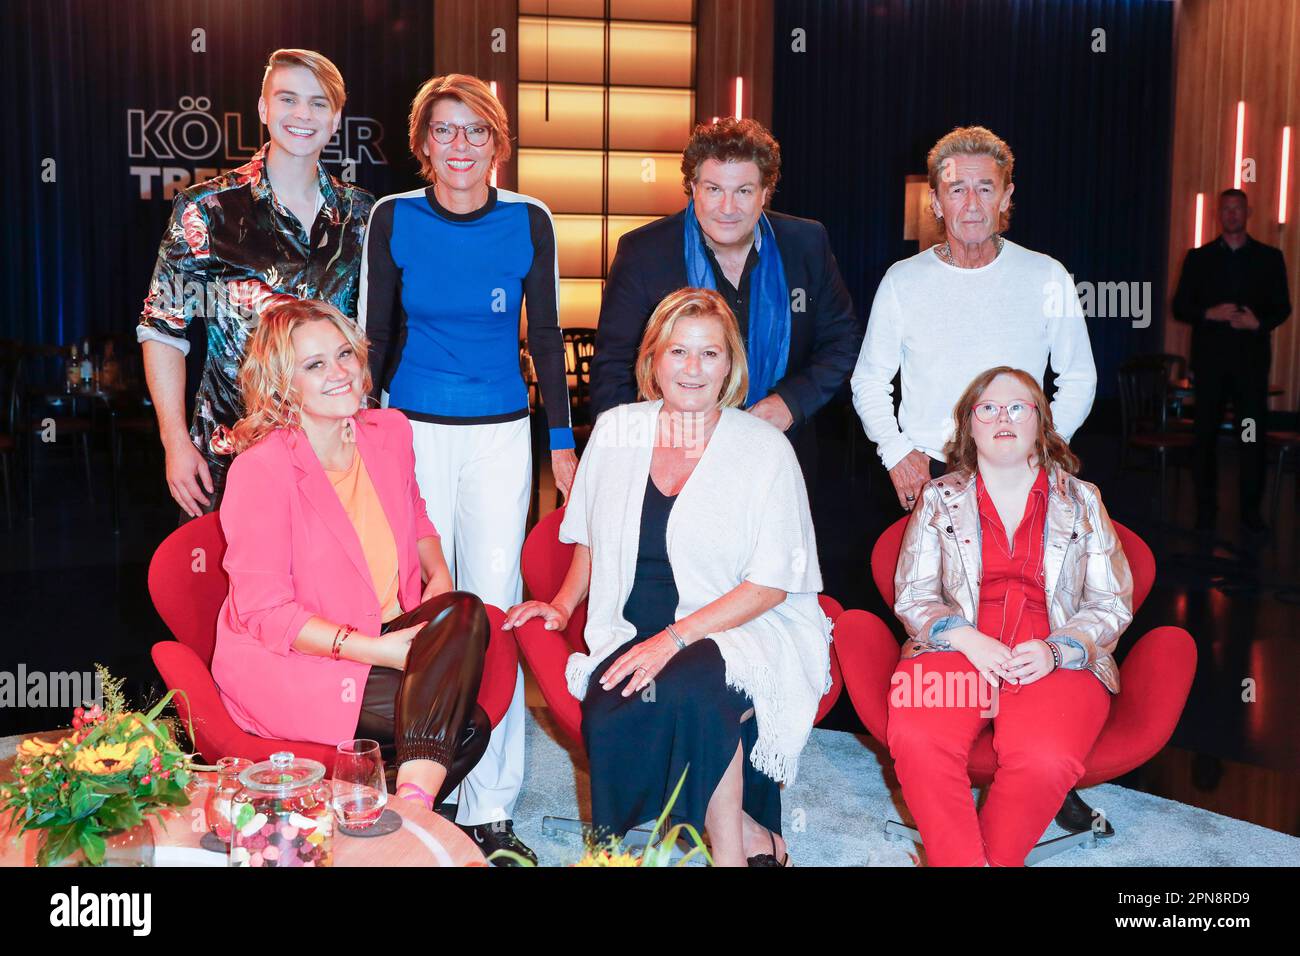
893, 468, 1132, 693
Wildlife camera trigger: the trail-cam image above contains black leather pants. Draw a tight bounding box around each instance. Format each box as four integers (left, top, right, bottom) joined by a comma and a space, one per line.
355, 591, 491, 803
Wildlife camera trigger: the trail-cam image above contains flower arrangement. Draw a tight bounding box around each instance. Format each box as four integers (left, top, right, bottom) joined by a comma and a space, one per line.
488, 768, 713, 867
0, 667, 194, 866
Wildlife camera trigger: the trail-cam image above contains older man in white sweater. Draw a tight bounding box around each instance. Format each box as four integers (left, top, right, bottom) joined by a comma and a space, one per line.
851, 126, 1096, 511
853, 126, 1109, 843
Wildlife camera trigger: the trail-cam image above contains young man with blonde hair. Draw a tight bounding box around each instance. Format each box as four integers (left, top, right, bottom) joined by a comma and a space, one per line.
139, 49, 374, 515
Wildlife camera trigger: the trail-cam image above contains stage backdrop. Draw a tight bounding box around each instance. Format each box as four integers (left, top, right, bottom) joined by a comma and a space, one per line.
1, 0, 435, 347
771, 0, 1175, 407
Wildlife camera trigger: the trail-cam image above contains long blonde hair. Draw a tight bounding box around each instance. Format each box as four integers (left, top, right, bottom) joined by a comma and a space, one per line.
941, 366, 1079, 478
634, 288, 749, 409
230, 300, 373, 453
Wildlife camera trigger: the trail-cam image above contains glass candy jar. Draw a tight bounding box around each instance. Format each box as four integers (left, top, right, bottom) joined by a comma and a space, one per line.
229, 752, 333, 867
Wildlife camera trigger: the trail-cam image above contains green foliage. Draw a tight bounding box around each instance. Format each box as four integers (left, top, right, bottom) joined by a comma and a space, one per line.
0, 682, 195, 866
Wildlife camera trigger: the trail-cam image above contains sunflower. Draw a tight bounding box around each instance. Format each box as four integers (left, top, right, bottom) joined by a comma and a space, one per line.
69, 740, 153, 776
17, 736, 67, 759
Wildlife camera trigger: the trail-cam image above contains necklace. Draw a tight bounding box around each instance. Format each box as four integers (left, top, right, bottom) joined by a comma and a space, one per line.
936, 234, 1004, 267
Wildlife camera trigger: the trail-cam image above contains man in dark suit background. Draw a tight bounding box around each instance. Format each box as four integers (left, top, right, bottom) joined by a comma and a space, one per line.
589, 118, 863, 480
1172, 188, 1291, 533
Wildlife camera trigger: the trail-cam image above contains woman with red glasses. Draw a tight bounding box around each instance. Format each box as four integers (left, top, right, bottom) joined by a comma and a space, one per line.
886, 365, 1132, 866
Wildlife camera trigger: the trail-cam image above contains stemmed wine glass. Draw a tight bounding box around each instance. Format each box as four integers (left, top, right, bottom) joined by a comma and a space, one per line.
332, 739, 387, 830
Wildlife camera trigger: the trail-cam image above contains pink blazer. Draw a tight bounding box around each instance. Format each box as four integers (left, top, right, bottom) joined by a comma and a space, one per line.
211, 408, 439, 745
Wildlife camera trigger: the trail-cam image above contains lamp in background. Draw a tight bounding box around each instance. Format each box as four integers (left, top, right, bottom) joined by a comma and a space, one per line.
1194, 192, 1204, 247
903, 174, 944, 249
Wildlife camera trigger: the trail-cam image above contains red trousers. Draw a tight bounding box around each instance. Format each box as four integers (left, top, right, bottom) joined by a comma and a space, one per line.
886, 651, 1110, 866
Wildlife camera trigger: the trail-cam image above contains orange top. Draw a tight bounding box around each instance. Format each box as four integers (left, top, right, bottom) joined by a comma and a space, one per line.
326, 448, 403, 623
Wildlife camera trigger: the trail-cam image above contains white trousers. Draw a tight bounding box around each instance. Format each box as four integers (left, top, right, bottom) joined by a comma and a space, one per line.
409, 416, 531, 826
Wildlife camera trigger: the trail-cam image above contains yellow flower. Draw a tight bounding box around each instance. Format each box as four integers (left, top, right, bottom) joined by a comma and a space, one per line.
70, 740, 153, 776
17, 736, 66, 759
572, 849, 642, 867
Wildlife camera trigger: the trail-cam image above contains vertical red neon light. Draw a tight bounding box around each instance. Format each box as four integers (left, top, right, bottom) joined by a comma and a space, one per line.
1233, 101, 1246, 190
489, 81, 499, 188
1280, 126, 1292, 224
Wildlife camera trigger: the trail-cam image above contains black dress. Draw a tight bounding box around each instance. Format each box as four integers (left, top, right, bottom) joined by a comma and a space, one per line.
580, 474, 781, 841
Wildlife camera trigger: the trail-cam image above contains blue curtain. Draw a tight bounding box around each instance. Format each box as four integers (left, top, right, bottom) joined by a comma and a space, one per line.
1, 0, 434, 346
771, 0, 1175, 404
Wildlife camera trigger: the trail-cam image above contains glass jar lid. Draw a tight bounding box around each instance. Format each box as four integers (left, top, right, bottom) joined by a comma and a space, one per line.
238, 751, 325, 796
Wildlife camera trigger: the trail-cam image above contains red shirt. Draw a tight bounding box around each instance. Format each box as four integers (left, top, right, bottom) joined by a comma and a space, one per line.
975, 469, 1052, 678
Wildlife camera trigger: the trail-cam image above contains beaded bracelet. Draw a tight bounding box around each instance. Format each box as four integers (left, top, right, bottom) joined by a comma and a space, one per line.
1046, 640, 1062, 671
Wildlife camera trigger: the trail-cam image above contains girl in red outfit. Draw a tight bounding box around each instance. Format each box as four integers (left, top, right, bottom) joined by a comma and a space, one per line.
887, 366, 1133, 866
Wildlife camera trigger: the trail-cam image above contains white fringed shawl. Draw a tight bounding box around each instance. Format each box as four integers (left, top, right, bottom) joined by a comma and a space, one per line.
559, 401, 831, 784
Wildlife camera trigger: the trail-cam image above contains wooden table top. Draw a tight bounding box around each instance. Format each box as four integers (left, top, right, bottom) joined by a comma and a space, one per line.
0, 737, 486, 868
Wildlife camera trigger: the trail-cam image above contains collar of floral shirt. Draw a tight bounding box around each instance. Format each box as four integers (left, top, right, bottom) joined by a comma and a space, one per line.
242, 142, 343, 227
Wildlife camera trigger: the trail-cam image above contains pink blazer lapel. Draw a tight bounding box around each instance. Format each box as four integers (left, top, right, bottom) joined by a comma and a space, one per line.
287, 429, 374, 591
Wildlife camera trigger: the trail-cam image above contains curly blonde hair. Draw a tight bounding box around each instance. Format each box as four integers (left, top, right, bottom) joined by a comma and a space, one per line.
635, 288, 749, 409
230, 299, 373, 453
941, 366, 1079, 478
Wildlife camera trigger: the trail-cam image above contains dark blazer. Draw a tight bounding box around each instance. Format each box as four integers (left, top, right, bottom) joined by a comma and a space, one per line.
1171, 235, 1291, 372
589, 208, 863, 431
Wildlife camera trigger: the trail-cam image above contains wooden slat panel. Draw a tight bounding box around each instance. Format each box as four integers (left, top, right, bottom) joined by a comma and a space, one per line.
1166, 0, 1300, 413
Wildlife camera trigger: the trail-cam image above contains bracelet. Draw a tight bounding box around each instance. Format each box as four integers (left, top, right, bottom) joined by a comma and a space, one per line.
330, 625, 346, 660
332, 624, 356, 661
666, 624, 688, 649
1045, 639, 1061, 671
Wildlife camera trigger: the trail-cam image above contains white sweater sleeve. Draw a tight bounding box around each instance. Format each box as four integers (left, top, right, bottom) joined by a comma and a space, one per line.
1044, 262, 1097, 441
851, 272, 915, 470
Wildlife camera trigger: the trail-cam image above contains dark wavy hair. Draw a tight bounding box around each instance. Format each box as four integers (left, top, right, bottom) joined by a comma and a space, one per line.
680, 117, 781, 197
941, 366, 1080, 478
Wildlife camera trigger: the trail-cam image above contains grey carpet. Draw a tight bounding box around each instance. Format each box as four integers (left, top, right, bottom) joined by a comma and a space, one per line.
7, 715, 1297, 867
508, 708, 1300, 867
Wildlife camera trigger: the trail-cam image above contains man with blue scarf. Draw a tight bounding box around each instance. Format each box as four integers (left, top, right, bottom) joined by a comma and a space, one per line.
590, 118, 862, 477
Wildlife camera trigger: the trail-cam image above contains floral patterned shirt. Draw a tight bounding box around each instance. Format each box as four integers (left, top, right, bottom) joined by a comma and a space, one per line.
137, 143, 374, 506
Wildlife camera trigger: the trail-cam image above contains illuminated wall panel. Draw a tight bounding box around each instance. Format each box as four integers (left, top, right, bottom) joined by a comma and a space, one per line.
519, 18, 605, 84
611, 0, 694, 22
608, 152, 689, 215
517, 148, 605, 212
519, 4, 694, 334
521, 0, 694, 23
518, 83, 605, 149
609, 23, 695, 86
553, 214, 606, 277
609, 87, 694, 151
559, 278, 604, 327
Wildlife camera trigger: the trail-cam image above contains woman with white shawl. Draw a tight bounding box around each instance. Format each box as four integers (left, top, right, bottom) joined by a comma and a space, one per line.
504, 288, 830, 866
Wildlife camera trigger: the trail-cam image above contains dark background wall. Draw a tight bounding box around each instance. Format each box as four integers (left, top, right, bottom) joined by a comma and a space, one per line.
770, 0, 1176, 410
1, 0, 435, 347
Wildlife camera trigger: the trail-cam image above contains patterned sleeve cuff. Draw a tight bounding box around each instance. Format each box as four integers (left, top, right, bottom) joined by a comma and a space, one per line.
1047, 636, 1087, 669
928, 614, 972, 648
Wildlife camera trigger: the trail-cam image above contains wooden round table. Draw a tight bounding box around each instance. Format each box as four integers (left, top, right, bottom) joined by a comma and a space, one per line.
0, 743, 487, 867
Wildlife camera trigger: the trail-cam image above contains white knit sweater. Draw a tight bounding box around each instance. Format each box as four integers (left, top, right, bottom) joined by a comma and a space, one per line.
850, 240, 1097, 470
559, 401, 831, 784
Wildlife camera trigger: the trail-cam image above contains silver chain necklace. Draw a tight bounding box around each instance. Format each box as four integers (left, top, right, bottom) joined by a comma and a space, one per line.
936, 233, 1005, 267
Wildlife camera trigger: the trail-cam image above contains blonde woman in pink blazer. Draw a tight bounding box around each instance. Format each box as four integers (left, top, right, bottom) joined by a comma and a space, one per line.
211, 299, 490, 814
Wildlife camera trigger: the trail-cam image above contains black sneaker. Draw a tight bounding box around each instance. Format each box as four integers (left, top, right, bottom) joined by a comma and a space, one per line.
460, 819, 538, 866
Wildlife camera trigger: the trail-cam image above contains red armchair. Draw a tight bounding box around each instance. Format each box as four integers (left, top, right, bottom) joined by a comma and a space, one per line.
514, 506, 845, 842
834, 515, 1196, 864
517, 507, 844, 743
147, 513, 518, 774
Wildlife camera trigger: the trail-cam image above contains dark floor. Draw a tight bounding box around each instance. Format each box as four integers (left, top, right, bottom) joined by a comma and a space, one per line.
2, 396, 1298, 835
